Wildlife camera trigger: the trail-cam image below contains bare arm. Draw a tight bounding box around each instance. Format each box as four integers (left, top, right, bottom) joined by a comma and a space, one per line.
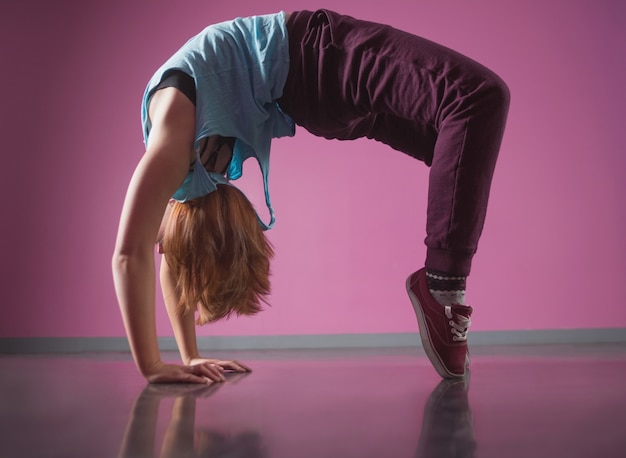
160, 254, 201, 365
160, 254, 252, 373
112, 88, 223, 383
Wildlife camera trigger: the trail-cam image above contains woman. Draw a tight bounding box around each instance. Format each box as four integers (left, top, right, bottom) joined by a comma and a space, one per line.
112, 10, 510, 383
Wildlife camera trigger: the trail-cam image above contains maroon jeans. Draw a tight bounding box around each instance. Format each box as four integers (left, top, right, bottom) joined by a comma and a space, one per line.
278, 10, 510, 275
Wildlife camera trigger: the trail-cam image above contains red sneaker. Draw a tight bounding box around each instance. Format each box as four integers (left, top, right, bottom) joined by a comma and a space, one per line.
406, 268, 472, 378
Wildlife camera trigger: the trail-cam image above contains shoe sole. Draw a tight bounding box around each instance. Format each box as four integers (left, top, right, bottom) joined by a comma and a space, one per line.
406, 274, 466, 379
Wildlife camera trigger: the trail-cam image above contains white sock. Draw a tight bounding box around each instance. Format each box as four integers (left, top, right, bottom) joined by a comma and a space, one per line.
426, 270, 467, 307
429, 290, 467, 307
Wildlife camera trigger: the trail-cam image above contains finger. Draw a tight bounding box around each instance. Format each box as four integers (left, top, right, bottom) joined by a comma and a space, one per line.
179, 366, 212, 384
148, 372, 209, 385
183, 373, 213, 384
185, 365, 212, 383
213, 360, 249, 372
192, 364, 226, 382
224, 372, 252, 384
224, 360, 252, 372
208, 364, 227, 381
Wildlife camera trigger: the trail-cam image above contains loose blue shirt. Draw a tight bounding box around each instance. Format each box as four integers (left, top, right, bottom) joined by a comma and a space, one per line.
141, 12, 295, 229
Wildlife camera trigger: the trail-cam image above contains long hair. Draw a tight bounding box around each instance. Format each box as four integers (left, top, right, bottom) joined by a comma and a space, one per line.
162, 185, 274, 325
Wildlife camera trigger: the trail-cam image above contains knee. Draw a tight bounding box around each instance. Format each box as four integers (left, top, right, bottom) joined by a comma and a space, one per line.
480, 72, 511, 116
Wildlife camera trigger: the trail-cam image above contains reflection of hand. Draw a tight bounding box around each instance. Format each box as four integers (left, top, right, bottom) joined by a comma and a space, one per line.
223, 371, 252, 385
120, 370, 259, 458
141, 382, 223, 399
188, 357, 252, 373
141, 370, 251, 401
145, 361, 227, 384
195, 430, 267, 458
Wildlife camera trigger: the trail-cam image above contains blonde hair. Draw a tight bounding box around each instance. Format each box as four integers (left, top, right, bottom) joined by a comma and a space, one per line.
162, 185, 274, 324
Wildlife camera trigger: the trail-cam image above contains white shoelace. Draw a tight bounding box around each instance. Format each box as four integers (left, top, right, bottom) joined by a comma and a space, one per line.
445, 306, 472, 341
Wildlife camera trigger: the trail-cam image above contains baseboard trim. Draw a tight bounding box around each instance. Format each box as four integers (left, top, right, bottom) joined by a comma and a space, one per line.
1, 328, 626, 354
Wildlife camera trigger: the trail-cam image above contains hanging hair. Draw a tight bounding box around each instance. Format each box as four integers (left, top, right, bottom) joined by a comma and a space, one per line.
162, 185, 274, 325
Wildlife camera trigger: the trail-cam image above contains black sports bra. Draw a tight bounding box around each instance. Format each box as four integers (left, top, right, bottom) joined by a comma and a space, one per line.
154, 69, 197, 106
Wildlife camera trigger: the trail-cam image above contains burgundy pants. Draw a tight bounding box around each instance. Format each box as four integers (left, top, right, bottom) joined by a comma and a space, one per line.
278, 10, 510, 275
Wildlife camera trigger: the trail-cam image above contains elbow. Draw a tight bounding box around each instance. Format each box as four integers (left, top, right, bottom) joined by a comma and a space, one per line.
111, 251, 132, 286
111, 251, 129, 275
112, 240, 154, 262
111, 244, 134, 270
111, 245, 152, 276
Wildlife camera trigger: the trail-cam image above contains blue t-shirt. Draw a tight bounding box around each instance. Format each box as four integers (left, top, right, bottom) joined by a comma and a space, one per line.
141, 12, 295, 229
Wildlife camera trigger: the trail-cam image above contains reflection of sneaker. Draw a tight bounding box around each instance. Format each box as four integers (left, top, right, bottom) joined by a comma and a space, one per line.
416, 374, 476, 458
406, 268, 472, 378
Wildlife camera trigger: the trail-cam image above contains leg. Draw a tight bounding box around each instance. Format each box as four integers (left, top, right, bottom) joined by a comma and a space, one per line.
280, 10, 510, 275
280, 10, 510, 378
425, 73, 510, 275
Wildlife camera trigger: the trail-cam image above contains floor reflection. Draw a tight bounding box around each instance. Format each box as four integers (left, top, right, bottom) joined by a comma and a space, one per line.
417, 374, 475, 458
1, 345, 625, 458
118, 373, 265, 458
117, 368, 478, 458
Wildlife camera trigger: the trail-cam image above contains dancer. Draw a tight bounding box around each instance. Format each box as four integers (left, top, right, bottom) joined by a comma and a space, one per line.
112, 10, 510, 382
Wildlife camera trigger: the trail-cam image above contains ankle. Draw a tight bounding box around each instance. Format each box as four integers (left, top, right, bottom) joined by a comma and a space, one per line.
426, 269, 467, 306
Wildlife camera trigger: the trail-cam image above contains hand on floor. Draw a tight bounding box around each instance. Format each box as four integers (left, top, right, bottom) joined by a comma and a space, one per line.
145, 360, 227, 384
188, 357, 252, 373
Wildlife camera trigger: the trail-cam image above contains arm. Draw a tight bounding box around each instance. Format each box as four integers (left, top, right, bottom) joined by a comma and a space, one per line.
160, 254, 201, 365
160, 254, 252, 373
112, 88, 223, 383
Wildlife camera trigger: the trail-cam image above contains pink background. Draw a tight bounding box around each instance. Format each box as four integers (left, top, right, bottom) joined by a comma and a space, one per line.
1, 0, 624, 339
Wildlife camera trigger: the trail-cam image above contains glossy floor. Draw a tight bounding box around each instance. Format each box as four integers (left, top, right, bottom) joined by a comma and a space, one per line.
1, 344, 625, 458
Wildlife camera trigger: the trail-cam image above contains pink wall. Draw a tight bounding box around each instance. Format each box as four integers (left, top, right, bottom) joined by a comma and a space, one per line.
1, 0, 624, 338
